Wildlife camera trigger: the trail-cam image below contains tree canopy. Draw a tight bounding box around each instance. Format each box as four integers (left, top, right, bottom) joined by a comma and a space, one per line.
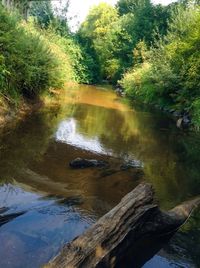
1, 0, 200, 128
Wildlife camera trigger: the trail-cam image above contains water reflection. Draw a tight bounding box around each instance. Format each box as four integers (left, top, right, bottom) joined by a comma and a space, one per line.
56, 118, 112, 155
143, 254, 194, 268
0, 187, 93, 268
0, 84, 200, 267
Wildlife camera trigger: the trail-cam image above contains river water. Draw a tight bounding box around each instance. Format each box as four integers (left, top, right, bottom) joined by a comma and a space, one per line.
0, 84, 200, 268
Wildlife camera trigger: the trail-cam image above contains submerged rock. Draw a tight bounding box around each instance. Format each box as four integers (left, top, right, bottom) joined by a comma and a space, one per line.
69, 158, 109, 169
173, 111, 182, 117
183, 115, 191, 126
120, 160, 143, 171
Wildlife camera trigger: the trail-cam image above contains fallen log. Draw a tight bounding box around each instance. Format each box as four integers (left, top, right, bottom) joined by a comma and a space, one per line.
45, 183, 200, 268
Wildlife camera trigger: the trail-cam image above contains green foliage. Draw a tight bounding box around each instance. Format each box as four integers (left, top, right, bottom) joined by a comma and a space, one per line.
78, 0, 171, 83
29, 0, 70, 36
0, 4, 92, 104
120, 4, 200, 127
42, 30, 92, 84
29, 1, 92, 84
78, 3, 120, 82
1, 0, 199, 128
115, 0, 171, 68
0, 5, 75, 99
29, 1, 55, 29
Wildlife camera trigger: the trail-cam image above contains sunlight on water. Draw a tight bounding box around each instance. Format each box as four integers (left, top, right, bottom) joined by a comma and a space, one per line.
0, 84, 200, 267
56, 118, 113, 155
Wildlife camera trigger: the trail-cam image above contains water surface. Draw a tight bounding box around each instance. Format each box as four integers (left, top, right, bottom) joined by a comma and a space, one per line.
0, 84, 200, 267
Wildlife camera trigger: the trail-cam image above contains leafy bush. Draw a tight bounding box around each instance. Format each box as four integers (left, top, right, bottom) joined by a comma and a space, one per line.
0, 5, 76, 101
120, 4, 200, 127
42, 31, 92, 84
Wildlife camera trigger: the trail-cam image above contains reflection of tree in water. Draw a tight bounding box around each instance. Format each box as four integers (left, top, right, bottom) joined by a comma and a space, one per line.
69, 102, 200, 209
1, 86, 200, 267
0, 184, 17, 204
0, 107, 65, 184
67, 100, 200, 267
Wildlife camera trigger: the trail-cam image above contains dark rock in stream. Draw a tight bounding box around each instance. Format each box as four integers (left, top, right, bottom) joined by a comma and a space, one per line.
120, 160, 143, 171
99, 160, 144, 178
132, 169, 145, 179
182, 115, 191, 126
69, 158, 109, 169
172, 111, 182, 117
176, 115, 191, 129
115, 87, 126, 97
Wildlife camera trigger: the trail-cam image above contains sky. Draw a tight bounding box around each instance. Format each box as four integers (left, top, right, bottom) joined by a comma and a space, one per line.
53, 0, 176, 31
68, 0, 117, 26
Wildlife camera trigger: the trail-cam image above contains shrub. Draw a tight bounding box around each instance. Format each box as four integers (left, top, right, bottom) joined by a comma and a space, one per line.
0, 6, 76, 100
120, 4, 200, 127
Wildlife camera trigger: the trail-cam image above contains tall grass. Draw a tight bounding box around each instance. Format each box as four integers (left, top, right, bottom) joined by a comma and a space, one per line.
0, 5, 76, 103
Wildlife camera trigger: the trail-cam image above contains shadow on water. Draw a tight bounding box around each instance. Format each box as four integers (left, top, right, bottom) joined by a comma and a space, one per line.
0, 84, 200, 267
116, 233, 175, 268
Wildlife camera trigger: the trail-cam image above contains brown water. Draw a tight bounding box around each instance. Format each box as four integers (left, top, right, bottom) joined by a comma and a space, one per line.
0, 84, 200, 268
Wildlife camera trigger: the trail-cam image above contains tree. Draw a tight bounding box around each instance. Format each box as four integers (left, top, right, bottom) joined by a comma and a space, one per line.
78, 0, 172, 83
29, 1, 54, 28
117, 0, 170, 45
78, 3, 120, 81
1, 0, 31, 19
120, 4, 200, 128
29, 1, 70, 36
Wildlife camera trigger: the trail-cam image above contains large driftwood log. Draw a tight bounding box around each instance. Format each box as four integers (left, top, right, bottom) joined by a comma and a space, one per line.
45, 183, 200, 268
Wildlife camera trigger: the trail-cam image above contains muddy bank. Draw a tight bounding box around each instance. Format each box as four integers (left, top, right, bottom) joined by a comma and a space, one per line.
0, 97, 44, 130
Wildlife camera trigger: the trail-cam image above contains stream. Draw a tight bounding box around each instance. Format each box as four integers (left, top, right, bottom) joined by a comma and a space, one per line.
0, 84, 200, 268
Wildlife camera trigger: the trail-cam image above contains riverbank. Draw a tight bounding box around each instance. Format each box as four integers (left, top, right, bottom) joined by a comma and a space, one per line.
119, 7, 200, 130
0, 4, 91, 127
0, 83, 75, 129
0, 96, 43, 130
115, 86, 191, 130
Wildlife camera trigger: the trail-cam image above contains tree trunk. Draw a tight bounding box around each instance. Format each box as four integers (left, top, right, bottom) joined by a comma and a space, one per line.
45, 183, 200, 268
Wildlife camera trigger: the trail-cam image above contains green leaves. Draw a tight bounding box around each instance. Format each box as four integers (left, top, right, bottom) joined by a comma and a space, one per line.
78, 0, 171, 83
78, 3, 120, 82
120, 3, 200, 128
0, 5, 77, 100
